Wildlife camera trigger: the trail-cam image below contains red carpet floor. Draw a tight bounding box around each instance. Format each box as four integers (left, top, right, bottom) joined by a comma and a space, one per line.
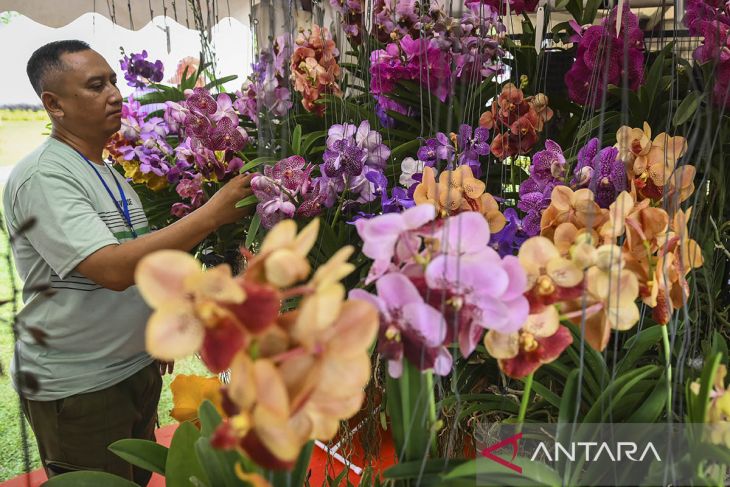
0, 425, 396, 486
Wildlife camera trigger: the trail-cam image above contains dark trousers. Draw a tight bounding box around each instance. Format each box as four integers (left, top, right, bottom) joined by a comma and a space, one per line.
21, 362, 162, 486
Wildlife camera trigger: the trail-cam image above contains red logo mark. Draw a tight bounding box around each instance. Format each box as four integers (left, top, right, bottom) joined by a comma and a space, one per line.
480, 432, 523, 474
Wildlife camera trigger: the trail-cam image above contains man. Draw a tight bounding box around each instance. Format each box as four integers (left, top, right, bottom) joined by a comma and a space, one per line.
2, 40, 253, 484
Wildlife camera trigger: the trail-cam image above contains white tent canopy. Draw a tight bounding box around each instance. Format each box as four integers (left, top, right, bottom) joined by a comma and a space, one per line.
1, 0, 252, 30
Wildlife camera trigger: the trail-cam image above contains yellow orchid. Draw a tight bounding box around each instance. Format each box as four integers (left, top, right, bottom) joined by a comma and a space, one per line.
169, 374, 224, 425
246, 218, 320, 288
540, 186, 607, 240
484, 306, 572, 378
690, 365, 730, 448
518, 236, 584, 309
578, 245, 640, 351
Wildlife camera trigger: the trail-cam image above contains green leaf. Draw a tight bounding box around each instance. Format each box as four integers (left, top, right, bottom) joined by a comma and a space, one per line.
245, 214, 261, 250
290, 440, 314, 487
558, 369, 581, 424
384, 459, 466, 479
204, 74, 238, 90
195, 437, 242, 487
575, 111, 621, 142
627, 372, 668, 422
241, 156, 277, 173
390, 139, 421, 163
531, 380, 561, 408
166, 422, 210, 487
616, 325, 663, 375
108, 439, 168, 475
235, 194, 258, 208
444, 458, 561, 486
198, 399, 222, 438
291, 124, 303, 155
44, 472, 139, 486
581, 0, 603, 24
672, 92, 703, 127
582, 365, 662, 423
642, 42, 674, 114
691, 353, 723, 423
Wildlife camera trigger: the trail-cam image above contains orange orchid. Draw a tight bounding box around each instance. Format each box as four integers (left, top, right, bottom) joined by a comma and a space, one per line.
650, 207, 704, 324
413, 166, 506, 233
484, 306, 572, 378
615, 122, 652, 172
169, 374, 224, 425
632, 131, 688, 200
540, 186, 608, 240
135, 250, 247, 370
216, 298, 378, 469
147, 217, 379, 471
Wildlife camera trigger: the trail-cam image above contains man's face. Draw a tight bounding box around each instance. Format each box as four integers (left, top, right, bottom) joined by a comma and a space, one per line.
46, 50, 123, 140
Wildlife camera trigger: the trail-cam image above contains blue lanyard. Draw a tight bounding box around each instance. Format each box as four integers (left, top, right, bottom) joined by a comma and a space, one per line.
74, 149, 138, 239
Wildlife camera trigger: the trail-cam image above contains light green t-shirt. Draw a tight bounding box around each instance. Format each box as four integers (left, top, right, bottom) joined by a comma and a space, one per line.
3, 137, 154, 401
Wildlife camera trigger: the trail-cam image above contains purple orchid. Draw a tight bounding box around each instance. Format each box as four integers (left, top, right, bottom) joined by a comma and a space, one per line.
565, 3, 645, 107
518, 140, 567, 235
120, 50, 164, 88
350, 272, 451, 378
491, 208, 528, 257
572, 143, 627, 208
206, 117, 248, 152
237, 35, 293, 123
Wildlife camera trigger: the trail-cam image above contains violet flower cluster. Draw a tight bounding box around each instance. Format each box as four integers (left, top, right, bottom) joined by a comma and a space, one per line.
120, 50, 164, 88
417, 124, 490, 178
316, 120, 392, 208
571, 137, 626, 209
467, 0, 538, 15
350, 205, 529, 377
110, 86, 250, 218
685, 0, 730, 108
251, 121, 392, 227
251, 156, 322, 228
564, 3, 645, 107
518, 140, 566, 236
369, 1, 505, 127
330, 0, 365, 45
235, 35, 293, 122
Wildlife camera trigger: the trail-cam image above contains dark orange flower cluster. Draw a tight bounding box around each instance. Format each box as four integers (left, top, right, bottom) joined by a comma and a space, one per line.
479, 83, 553, 160
291, 25, 343, 115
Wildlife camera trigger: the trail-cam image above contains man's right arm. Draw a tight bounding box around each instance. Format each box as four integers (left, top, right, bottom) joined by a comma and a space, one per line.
75, 174, 254, 291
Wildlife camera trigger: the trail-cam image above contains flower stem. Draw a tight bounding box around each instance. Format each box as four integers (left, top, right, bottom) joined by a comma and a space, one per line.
516, 372, 534, 434
661, 325, 673, 421
425, 371, 438, 457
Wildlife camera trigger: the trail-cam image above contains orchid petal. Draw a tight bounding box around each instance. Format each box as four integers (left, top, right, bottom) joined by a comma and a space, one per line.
145, 304, 205, 360
402, 302, 446, 347
136, 250, 201, 308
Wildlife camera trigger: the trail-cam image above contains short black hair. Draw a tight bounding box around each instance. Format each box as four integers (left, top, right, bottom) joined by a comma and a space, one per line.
26, 40, 91, 96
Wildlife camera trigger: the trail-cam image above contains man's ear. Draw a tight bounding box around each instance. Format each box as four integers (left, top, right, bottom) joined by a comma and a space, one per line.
41, 91, 63, 119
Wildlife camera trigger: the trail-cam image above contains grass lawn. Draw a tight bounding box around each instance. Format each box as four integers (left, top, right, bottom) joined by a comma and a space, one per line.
0, 115, 211, 481
0, 117, 50, 167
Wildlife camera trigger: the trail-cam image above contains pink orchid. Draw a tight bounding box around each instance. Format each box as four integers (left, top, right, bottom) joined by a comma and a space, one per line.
355, 203, 437, 283
350, 273, 451, 378
424, 212, 529, 355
